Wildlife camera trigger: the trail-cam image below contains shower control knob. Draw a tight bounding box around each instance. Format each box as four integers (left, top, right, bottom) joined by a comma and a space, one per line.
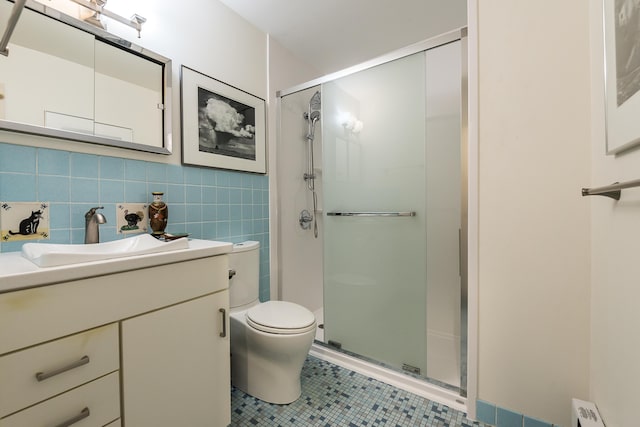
299, 210, 313, 230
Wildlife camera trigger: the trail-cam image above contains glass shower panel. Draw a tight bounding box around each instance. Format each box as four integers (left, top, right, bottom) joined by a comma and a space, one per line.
425, 40, 462, 387
322, 52, 428, 374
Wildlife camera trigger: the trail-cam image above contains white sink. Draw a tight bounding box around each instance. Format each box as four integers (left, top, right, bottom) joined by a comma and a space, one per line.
21, 234, 190, 267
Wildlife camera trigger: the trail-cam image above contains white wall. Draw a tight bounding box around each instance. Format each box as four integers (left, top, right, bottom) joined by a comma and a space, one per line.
588, 1, 640, 426
267, 37, 320, 300
275, 86, 324, 310
476, 1, 591, 426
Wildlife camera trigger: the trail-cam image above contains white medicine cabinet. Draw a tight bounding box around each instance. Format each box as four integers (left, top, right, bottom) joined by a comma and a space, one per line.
0, 0, 172, 154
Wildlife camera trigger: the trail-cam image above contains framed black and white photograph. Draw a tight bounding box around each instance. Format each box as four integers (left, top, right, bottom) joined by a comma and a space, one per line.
181, 66, 266, 172
603, 0, 640, 154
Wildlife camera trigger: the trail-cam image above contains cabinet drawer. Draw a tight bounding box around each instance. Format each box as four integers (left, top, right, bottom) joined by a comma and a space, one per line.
0, 324, 118, 418
0, 372, 120, 427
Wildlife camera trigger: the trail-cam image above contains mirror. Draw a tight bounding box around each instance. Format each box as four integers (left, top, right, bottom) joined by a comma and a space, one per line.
0, 1, 172, 154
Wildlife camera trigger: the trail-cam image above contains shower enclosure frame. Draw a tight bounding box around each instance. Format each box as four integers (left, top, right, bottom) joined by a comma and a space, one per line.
276, 27, 471, 412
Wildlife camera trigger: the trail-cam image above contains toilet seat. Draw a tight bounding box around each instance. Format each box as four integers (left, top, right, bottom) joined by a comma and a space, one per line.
246, 301, 316, 335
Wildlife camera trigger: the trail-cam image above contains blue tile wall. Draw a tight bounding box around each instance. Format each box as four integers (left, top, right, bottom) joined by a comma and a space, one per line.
497, 407, 524, 427
476, 400, 556, 427
0, 142, 271, 301
524, 415, 553, 427
476, 400, 496, 425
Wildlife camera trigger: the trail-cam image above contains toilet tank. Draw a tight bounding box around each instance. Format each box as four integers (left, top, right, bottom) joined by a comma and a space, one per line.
229, 241, 260, 308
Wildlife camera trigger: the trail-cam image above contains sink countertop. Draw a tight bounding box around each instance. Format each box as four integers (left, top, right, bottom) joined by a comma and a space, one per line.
0, 239, 233, 294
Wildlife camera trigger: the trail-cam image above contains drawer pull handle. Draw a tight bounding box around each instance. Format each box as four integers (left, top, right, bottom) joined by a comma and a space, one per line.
53, 407, 90, 427
219, 308, 227, 338
35, 355, 90, 382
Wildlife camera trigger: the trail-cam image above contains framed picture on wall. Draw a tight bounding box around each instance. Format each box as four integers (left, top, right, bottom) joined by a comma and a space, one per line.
180, 66, 266, 173
603, 0, 640, 154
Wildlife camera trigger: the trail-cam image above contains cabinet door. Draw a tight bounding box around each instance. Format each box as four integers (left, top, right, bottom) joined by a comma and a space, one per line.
121, 291, 230, 427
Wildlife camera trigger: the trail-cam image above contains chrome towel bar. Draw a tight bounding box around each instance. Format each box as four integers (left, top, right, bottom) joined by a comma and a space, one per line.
327, 211, 416, 217
581, 178, 640, 200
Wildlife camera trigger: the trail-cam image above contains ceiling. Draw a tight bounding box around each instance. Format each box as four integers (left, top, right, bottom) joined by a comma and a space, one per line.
218, 0, 467, 76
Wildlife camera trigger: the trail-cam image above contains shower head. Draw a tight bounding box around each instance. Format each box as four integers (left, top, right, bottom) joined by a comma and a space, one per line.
309, 91, 321, 111
303, 92, 321, 122
304, 91, 321, 141
306, 110, 321, 141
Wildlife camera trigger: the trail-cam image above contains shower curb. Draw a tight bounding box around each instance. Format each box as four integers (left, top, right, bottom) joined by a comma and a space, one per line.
309, 343, 466, 413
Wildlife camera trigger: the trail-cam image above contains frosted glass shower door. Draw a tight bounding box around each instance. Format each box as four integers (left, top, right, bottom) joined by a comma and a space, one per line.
322, 52, 428, 374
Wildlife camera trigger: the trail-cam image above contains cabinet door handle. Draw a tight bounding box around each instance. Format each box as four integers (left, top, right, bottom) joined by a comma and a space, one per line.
219, 308, 227, 338
53, 407, 90, 427
35, 355, 90, 382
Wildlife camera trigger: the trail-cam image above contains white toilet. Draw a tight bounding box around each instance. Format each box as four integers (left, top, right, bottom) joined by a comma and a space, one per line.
229, 241, 316, 404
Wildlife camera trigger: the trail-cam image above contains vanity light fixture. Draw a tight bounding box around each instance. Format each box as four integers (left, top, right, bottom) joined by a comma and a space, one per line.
70, 0, 146, 37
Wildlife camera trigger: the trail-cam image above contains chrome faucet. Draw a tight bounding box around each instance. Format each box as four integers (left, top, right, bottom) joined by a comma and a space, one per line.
85, 206, 107, 244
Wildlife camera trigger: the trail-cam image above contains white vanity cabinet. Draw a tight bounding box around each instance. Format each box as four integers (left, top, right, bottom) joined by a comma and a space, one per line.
0, 242, 231, 427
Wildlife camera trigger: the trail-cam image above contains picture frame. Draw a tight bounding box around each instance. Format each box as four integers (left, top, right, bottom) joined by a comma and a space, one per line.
180, 66, 266, 173
603, 0, 640, 154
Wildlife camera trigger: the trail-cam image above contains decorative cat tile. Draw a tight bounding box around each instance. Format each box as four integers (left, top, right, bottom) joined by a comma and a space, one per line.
0, 202, 50, 242
117, 203, 148, 234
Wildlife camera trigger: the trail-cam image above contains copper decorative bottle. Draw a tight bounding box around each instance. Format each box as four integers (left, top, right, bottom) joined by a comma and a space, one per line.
149, 192, 168, 236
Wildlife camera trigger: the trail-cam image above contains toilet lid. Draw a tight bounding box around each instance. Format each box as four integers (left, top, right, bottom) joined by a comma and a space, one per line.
246, 301, 316, 334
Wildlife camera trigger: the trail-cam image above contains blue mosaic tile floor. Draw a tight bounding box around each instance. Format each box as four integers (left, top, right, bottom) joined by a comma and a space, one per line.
231, 356, 489, 426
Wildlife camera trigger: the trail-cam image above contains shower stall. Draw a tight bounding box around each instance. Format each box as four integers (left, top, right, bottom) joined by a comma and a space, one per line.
277, 29, 467, 406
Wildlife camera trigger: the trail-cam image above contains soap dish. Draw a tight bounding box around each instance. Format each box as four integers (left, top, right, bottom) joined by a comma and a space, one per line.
162, 233, 190, 241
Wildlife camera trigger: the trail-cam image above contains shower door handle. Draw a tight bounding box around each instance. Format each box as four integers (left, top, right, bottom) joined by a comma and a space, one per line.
327, 211, 416, 217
